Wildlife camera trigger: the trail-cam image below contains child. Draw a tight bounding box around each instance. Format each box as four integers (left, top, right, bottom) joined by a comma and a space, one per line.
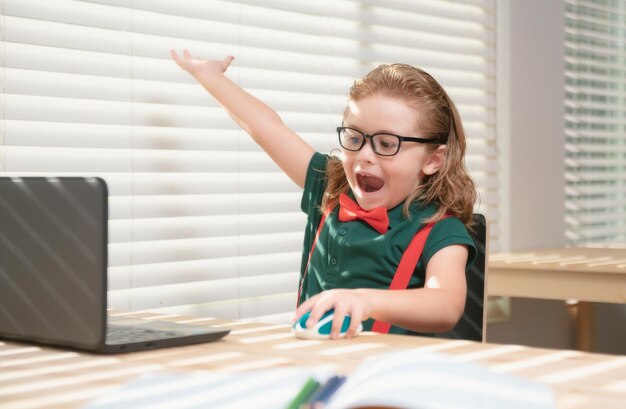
171, 50, 477, 339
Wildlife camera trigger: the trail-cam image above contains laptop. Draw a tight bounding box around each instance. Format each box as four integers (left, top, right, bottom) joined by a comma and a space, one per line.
0, 177, 229, 353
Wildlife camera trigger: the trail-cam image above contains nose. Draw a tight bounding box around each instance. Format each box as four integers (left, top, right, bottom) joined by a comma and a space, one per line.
356, 136, 377, 163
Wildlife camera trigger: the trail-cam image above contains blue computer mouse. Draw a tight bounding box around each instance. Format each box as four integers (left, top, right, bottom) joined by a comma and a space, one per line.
292, 310, 362, 340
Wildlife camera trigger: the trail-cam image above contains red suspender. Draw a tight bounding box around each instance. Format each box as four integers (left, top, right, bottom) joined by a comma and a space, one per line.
297, 210, 330, 307
371, 215, 450, 334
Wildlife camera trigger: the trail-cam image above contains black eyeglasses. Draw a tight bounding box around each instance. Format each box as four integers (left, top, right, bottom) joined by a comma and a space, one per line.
337, 126, 443, 157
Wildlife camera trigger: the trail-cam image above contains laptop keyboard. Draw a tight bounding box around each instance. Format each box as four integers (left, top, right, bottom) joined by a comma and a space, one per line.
106, 325, 179, 344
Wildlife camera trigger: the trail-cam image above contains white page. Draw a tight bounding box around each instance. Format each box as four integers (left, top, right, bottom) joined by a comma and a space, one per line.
326, 349, 556, 409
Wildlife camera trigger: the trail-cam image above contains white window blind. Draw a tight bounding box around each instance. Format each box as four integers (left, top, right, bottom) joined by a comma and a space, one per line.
0, 0, 498, 322
565, 0, 626, 244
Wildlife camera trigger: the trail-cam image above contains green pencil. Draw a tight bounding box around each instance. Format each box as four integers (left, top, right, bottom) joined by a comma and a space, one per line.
286, 377, 321, 409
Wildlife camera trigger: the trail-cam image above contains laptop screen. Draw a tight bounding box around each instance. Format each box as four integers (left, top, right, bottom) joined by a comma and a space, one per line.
0, 177, 108, 349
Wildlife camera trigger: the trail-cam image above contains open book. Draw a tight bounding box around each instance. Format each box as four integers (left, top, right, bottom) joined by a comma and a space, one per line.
325, 349, 555, 409
84, 349, 555, 409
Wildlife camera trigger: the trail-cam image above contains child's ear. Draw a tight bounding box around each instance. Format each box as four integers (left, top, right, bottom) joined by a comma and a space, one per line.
422, 145, 447, 175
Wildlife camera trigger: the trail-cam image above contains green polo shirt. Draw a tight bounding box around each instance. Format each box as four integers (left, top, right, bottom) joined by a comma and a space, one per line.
299, 152, 476, 335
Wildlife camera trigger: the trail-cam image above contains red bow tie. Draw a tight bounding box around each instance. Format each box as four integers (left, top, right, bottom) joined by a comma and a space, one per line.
338, 193, 389, 234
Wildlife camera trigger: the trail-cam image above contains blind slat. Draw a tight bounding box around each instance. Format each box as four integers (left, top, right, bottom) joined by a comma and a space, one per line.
108, 252, 301, 290
108, 232, 303, 266
109, 213, 306, 242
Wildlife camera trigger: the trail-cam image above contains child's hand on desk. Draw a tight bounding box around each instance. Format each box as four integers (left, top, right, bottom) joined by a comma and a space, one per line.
294, 289, 370, 339
170, 49, 234, 78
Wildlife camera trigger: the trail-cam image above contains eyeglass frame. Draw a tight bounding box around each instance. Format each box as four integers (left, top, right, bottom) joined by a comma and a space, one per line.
336, 126, 445, 157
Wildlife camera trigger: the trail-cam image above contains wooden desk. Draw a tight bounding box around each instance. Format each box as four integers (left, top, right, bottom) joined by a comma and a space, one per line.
1, 311, 625, 409
489, 246, 626, 351
489, 247, 626, 303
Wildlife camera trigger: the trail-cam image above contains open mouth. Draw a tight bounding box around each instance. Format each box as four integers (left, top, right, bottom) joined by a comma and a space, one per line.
356, 173, 385, 193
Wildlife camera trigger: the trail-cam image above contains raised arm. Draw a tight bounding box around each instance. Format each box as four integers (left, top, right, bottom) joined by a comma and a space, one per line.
171, 49, 315, 188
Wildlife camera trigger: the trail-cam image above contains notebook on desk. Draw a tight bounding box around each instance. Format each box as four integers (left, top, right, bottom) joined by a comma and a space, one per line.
0, 177, 229, 353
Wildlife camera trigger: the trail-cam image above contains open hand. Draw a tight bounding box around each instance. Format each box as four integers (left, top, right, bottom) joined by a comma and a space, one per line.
170, 49, 234, 78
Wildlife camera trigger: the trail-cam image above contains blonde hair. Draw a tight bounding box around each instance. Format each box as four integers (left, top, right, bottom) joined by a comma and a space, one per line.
322, 63, 477, 227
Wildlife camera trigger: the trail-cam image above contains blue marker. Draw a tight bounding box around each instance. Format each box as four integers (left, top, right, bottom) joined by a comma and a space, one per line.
306, 375, 347, 408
